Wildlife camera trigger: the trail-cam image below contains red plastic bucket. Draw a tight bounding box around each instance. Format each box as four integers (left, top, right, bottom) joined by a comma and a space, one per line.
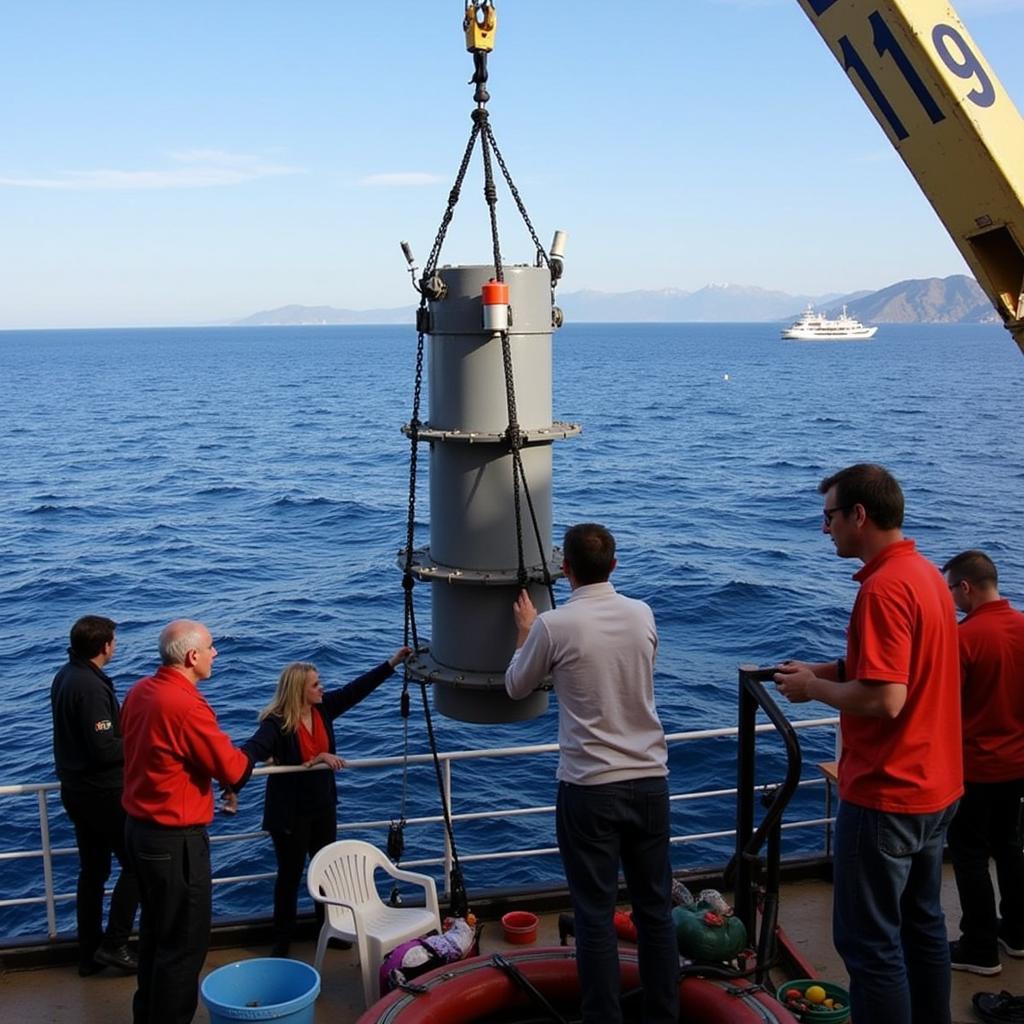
501, 911, 539, 944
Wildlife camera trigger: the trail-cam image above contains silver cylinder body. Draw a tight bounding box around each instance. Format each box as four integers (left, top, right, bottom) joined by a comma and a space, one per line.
403, 263, 578, 724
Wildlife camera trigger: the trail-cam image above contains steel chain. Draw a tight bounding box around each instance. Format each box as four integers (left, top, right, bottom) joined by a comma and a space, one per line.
420, 681, 469, 920
397, 78, 560, 907
515, 445, 556, 604
498, 331, 528, 588
423, 121, 482, 277
402, 316, 426, 652
483, 120, 551, 269
478, 109, 532, 589
399, 108, 487, 915
478, 111, 505, 283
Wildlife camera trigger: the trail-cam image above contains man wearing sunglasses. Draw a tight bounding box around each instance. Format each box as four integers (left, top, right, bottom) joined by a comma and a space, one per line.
775, 463, 961, 1024
941, 549, 1024, 977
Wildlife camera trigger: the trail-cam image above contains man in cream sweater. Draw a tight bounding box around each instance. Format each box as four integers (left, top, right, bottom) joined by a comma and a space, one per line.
506, 522, 678, 1024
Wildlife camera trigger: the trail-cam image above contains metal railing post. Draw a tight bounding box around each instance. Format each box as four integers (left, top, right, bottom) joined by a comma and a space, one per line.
727, 664, 804, 985
442, 758, 454, 899
732, 666, 758, 933
38, 790, 58, 938
824, 769, 834, 859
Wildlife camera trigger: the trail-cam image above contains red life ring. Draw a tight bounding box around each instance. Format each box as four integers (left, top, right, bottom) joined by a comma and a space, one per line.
357, 946, 799, 1023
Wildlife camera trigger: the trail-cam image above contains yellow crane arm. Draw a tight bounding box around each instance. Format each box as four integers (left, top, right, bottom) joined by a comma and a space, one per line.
796, 0, 1024, 354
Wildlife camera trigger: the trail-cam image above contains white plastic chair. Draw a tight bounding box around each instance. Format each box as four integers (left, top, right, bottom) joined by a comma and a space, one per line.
306, 839, 442, 1007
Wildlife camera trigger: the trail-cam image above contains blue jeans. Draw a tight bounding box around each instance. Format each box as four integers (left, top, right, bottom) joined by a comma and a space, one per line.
833, 800, 957, 1024
556, 777, 679, 1024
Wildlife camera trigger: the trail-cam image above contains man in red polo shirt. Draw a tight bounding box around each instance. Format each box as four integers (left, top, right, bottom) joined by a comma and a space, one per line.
775, 463, 962, 1024
121, 619, 253, 1024
942, 550, 1024, 976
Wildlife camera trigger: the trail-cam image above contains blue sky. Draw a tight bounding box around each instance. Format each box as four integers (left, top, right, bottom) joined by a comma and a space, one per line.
1, 0, 1022, 328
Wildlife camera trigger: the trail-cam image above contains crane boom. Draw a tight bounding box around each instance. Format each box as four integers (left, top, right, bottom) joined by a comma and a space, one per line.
796, 0, 1024, 354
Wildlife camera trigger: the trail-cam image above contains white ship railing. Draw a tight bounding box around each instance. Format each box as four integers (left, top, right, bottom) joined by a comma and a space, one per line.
0, 717, 838, 940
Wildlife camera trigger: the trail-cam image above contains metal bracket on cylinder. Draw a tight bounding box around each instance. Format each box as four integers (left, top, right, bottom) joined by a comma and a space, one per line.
420, 274, 448, 302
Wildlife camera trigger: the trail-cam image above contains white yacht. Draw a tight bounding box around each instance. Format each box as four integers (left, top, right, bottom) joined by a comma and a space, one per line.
781, 305, 878, 340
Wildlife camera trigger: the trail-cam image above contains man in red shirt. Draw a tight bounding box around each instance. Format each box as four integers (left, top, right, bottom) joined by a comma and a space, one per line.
942, 550, 1024, 975
775, 464, 962, 1024
121, 620, 253, 1024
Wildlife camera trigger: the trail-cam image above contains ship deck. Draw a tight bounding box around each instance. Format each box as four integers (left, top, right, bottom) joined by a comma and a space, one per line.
2, 865, 1018, 1023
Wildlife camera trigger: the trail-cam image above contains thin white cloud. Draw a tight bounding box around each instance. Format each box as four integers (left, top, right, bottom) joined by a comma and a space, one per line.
0, 151, 302, 190
358, 172, 445, 187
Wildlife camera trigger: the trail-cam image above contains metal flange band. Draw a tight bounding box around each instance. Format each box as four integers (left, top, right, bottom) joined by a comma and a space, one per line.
397, 547, 563, 586
401, 420, 581, 445
404, 647, 551, 691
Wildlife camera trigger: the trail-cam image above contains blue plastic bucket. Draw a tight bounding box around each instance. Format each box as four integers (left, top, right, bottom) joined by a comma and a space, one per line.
200, 958, 320, 1024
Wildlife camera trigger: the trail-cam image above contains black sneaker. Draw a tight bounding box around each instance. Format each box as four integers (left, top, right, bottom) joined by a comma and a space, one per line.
93, 944, 138, 973
973, 990, 1024, 1023
950, 939, 1002, 976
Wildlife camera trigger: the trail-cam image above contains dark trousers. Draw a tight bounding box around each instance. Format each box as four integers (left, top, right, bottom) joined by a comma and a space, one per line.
61, 786, 138, 966
948, 779, 1024, 954
556, 777, 679, 1024
126, 817, 211, 1024
270, 809, 337, 946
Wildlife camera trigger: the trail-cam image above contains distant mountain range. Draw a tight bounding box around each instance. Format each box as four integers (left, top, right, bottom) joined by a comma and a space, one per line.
233, 303, 413, 326
234, 275, 996, 326
824, 275, 995, 324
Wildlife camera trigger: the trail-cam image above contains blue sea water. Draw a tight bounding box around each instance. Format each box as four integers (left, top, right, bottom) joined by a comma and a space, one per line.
1, 320, 1022, 939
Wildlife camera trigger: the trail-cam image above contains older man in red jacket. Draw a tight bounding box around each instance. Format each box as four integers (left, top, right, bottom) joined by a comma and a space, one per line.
121, 619, 253, 1024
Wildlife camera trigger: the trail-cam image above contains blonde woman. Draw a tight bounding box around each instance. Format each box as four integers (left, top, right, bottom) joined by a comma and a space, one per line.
242, 647, 410, 957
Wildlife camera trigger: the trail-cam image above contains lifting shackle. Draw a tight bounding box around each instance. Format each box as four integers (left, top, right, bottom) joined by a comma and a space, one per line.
464, 1, 497, 105
464, 0, 496, 52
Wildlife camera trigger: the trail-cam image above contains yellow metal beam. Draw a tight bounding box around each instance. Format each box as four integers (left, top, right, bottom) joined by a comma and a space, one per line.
796, 0, 1024, 354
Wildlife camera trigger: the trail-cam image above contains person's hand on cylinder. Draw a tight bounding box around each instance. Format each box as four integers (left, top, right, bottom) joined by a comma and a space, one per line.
513, 590, 538, 633
388, 646, 413, 669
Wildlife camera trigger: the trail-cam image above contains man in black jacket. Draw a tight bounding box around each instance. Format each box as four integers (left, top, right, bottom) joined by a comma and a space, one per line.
51, 615, 139, 976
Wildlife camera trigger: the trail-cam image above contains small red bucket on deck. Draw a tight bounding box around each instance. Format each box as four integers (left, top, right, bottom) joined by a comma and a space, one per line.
501, 911, 539, 944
